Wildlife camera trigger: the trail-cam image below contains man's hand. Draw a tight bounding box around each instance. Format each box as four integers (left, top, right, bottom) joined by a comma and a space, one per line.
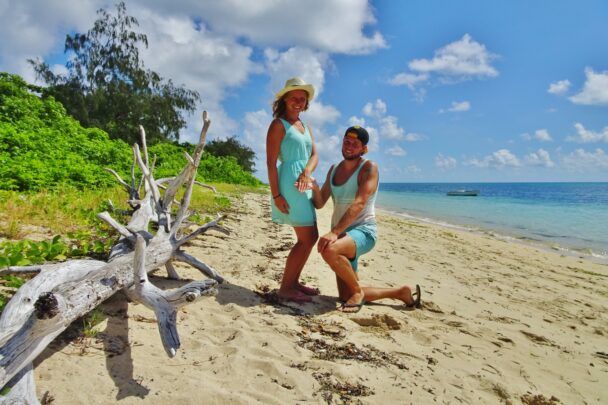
317, 231, 339, 253
274, 195, 290, 214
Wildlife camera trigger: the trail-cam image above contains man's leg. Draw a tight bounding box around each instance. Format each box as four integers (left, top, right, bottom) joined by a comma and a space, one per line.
362, 286, 416, 306
320, 235, 364, 312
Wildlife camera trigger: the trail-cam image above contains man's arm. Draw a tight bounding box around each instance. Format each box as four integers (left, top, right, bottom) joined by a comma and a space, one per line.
310, 166, 332, 209
318, 161, 378, 253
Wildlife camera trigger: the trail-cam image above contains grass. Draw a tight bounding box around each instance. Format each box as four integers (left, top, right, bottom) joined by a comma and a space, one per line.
0, 182, 266, 239
82, 308, 105, 339
0, 181, 266, 316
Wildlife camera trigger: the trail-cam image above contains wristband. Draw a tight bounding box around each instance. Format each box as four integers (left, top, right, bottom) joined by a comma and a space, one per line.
272, 194, 281, 199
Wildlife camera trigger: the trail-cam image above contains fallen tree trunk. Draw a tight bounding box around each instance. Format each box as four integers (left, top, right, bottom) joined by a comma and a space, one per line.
0, 112, 226, 403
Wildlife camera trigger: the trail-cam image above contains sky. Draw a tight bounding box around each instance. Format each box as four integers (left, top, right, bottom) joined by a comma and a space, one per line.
1, 0, 607, 183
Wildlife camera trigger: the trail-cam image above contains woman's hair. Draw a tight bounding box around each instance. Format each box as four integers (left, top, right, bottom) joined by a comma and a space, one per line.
272, 93, 310, 118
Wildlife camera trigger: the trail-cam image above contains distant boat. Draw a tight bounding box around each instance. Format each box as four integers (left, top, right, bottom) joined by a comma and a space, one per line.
446, 189, 479, 196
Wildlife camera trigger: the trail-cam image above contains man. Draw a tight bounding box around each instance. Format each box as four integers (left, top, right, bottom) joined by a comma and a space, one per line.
309, 126, 421, 313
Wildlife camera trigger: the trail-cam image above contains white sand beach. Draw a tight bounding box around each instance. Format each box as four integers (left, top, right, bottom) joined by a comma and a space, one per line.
32, 192, 608, 404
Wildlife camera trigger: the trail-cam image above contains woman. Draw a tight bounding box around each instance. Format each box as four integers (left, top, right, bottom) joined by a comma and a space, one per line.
266, 77, 319, 303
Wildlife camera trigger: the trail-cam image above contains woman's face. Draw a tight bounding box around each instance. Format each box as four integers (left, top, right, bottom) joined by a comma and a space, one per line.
284, 90, 308, 113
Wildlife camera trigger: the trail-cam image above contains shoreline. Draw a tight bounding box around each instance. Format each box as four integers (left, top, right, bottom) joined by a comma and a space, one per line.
31, 192, 608, 404
377, 206, 608, 266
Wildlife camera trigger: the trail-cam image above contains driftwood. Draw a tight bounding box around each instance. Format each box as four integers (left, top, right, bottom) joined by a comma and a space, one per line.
0, 112, 226, 404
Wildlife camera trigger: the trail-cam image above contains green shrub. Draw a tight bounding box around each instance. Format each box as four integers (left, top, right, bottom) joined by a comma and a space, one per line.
0, 72, 261, 191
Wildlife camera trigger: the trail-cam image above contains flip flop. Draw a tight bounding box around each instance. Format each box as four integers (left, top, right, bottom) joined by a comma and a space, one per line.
407, 284, 422, 309
340, 300, 365, 313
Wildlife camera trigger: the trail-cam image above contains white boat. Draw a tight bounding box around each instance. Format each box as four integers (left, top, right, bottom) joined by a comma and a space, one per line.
446, 189, 479, 196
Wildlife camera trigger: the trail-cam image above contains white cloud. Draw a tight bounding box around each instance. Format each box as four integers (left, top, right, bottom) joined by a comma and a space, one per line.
440, 100, 470, 113
133, 8, 261, 142
362, 99, 387, 118
466, 149, 521, 169
0, 1, 99, 81
569, 68, 608, 105
380, 116, 405, 140
524, 149, 554, 167
404, 133, 425, 142
562, 148, 608, 170
386, 146, 406, 156
140, 0, 387, 55
406, 165, 421, 173
358, 100, 408, 143
388, 72, 429, 88
548, 79, 571, 95
435, 154, 457, 170
389, 34, 497, 99
243, 109, 272, 168
566, 123, 608, 143
265, 47, 328, 98
304, 102, 341, 130
408, 34, 498, 78
521, 129, 552, 142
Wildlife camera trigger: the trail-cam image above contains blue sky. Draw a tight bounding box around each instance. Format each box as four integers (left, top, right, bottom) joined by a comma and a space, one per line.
1, 0, 607, 182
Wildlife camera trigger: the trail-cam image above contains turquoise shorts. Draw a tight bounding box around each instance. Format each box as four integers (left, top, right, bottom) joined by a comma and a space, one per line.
345, 223, 377, 272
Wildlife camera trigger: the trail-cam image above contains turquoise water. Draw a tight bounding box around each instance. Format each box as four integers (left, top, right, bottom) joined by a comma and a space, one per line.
376, 183, 608, 262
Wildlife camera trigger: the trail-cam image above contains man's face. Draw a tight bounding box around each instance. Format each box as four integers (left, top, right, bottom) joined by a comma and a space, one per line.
342, 134, 365, 160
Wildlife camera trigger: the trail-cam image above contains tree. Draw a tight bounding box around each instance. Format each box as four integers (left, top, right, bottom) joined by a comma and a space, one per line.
29, 2, 199, 144
204, 136, 256, 173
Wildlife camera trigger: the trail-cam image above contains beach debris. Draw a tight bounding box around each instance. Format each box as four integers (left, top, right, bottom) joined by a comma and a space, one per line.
519, 331, 558, 347
297, 316, 346, 340
0, 112, 226, 402
312, 372, 374, 403
297, 334, 408, 370
520, 393, 561, 404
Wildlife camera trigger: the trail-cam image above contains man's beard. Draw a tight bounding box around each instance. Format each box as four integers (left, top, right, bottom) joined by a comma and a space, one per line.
342, 151, 362, 160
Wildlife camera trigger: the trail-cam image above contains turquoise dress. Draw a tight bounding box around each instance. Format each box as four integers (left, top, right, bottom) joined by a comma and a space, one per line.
271, 118, 316, 227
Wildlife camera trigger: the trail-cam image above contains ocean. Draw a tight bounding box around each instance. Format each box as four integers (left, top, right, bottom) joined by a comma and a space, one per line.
376, 182, 608, 263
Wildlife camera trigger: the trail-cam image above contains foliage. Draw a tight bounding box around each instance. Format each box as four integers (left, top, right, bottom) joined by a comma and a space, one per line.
0, 73, 261, 191
0, 73, 133, 191
28, 2, 199, 144
0, 235, 112, 268
205, 136, 256, 173
148, 142, 262, 186
82, 309, 104, 338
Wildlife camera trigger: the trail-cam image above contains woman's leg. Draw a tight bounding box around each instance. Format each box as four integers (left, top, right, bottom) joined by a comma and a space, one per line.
278, 225, 318, 302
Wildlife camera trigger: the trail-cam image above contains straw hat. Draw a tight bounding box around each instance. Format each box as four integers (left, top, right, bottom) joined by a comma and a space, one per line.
274, 77, 315, 101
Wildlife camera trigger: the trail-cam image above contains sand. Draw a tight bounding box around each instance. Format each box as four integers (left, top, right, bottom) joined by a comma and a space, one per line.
32, 193, 608, 404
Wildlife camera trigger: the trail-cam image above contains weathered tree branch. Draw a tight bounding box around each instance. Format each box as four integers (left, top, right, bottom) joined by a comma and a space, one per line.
0, 111, 226, 401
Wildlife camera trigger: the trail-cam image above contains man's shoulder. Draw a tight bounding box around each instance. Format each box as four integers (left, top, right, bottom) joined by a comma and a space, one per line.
362, 159, 378, 171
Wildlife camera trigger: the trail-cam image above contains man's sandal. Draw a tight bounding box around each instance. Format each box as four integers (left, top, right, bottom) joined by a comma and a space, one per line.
407, 284, 422, 309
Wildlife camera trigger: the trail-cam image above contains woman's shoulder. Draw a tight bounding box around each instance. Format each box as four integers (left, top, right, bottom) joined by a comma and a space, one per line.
269, 117, 287, 131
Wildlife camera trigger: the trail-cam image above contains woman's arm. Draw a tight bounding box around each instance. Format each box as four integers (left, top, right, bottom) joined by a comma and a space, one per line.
266, 119, 289, 214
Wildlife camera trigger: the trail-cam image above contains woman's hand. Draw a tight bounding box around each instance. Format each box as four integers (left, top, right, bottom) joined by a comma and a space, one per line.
274, 195, 290, 214
295, 172, 313, 192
